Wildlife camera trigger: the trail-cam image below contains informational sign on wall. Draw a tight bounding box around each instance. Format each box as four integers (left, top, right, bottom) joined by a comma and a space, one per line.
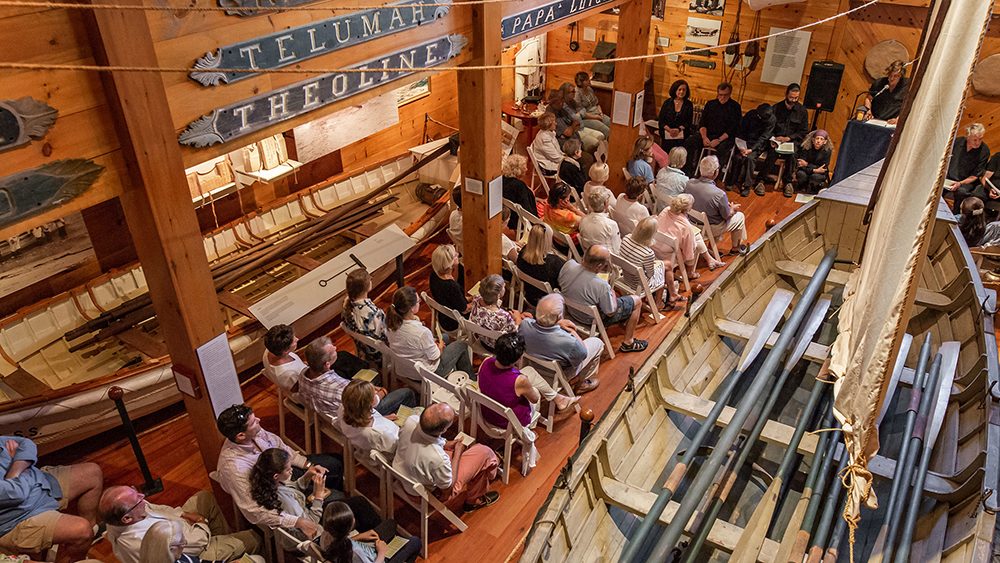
761, 27, 812, 86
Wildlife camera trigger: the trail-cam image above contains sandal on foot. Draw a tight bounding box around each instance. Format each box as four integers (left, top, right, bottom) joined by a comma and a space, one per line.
464, 491, 500, 512
556, 396, 581, 412
688, 271, 701, 280
619, 339, 649, 353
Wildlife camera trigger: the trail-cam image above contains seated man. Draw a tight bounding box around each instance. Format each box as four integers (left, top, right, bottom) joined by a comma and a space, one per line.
519, 294, 603, 394
760, 83, 808, 195
730, 103, 775, 197
558, 245, 647, 354
0, 437, 102, 563
578, 191, 621, 253
684, 82, 742, 176
262, 324, 304, 399
392, 403, 500, 512
342, 268, 388, 365
685, 155, 747, 255
946, 123, 991, 213
100, 486, 259, 563
215, 404, 343, 539
299, 336, 416, 419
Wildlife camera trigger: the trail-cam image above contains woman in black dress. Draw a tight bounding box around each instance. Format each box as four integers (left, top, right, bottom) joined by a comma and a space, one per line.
658, 79, 694, 152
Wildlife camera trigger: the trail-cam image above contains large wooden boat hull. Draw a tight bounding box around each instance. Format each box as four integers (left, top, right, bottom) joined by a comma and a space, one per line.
521, 162, 999, 562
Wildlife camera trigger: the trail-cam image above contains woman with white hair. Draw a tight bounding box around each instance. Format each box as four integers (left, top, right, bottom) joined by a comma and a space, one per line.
429, 244, 468, 335
501, 154, 538, 229
531, 112, 564, 175
469, 274, 528, 348
653, 147, 689, 213
583, 161, 615, 213
655, 193, 725, 277
138, 520, 200, 563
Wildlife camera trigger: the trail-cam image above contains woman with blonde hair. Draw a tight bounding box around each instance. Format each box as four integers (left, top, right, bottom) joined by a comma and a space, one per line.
428, 244, 468, 335
339, 380, 403, 458
385, 286, 473, 379
515, 223, 566, 307
655, 193, 725, 276
501, 154, 538, 229
619, 216, 679, 309
531, 112, 564, 174
627, 136, 656, 185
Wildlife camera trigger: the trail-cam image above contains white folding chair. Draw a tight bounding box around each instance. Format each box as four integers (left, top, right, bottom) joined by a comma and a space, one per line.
526, 145, 557, 197
340, 322, 392, 386
466, 386, 537, 484
511, 263, 555, 311
653, 231, 690, 294
511, 202, 543, 243
275, 527, 319, 562
688, 208, 722, 262
385, 348, 426, 396
415, 363, 473, 430
562, 296, 616, 359
344, 439, 388, 515
277, 383, 314, 455
458, 317, 502, 362
551, 229, 582, 263
420, 291, 463, 343
373, 451, 468, 559
501, 257, 519, 310
520, 353, 577, 433
698, 145, 736, 185
609, 252, 665, 323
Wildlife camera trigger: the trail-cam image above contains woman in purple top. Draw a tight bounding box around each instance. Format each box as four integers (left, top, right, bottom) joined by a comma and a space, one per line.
476, 333, 578, 428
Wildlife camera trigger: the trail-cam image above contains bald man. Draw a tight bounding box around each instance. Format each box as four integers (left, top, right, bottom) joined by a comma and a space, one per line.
559, 245, 648, 353
392, 404, 500, 512
519, 294, 603, 394
100, 486, 259, 563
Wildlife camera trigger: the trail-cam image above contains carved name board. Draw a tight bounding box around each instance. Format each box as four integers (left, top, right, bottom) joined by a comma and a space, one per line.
0, 159, 103, 229
218, 0, 321, 17
180, 35, 467, 147
0, 98, 58, 153
501, 0, 617, 40
192, 0, 450, 86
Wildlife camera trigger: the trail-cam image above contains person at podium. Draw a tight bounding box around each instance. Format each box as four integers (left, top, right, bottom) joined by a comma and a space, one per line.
863, 60, 909, 124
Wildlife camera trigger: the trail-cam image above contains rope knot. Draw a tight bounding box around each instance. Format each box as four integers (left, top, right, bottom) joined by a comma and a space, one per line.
839, 460, 873, 563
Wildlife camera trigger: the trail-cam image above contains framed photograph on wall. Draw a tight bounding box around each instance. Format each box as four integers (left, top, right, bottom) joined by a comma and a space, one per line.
395, 77, 431, 107
689, 0, 724, 17
685, 17, 722, 47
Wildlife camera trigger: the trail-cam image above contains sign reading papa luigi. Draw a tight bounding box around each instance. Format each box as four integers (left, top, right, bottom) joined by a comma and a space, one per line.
179, 35, 467, 147
501, 0, 618, 40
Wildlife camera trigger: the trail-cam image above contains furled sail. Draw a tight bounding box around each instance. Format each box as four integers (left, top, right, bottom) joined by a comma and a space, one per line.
829, 0, 993, 534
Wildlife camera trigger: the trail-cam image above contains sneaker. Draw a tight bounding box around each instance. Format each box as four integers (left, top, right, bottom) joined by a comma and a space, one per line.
754, 182, 766, 196
740, 187, 750, 197
464, 491, 500, 512
727, 244, 748, 256
619, 339, 649, 353
783, 183, 794, 198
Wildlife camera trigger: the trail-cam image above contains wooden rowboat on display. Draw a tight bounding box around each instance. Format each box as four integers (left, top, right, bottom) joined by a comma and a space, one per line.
520, 161, 1000, 562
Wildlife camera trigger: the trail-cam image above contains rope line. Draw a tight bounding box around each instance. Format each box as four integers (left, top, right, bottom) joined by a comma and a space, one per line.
0, 0, 879, 75
0, 0, 509, 11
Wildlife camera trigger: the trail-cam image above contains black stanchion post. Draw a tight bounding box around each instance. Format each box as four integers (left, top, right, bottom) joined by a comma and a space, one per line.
109, 386, 163, 495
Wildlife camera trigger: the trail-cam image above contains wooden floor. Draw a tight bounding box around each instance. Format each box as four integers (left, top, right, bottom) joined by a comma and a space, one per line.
43, 188, 806, 563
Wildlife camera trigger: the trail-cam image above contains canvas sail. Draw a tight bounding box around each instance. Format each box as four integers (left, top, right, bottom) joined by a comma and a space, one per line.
829, 0, 993, 530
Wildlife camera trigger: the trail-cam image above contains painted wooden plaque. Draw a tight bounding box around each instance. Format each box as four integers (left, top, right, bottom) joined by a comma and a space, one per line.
180, 34, 467, 147
0, 98, 57, 153
191, 0, 451, 86
0, 160, 104, 229
501, 0, 617, 40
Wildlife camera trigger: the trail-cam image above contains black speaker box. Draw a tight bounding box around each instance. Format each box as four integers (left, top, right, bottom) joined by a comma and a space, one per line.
803, 60, 845, 113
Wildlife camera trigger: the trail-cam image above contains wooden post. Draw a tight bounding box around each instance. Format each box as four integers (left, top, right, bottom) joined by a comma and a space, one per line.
86, 1, 229, 471
457, 1, 503, 286
606, 0, 653, 194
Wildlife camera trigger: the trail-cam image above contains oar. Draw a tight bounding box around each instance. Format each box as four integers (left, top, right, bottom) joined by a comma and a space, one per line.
619, 287, 795, 562
893, 342, 959, 562
646, 247, 840, 562
680, 297, 832, 561
806, 451, 850, 563
787, 426, 843, 563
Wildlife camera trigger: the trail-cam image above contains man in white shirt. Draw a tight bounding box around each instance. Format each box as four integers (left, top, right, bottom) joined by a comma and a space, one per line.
578, 191, 621, 253
392, 404, 500, 511
262, 324, 304, 400
100, 486, 259, 563
611, 177, 651, 236
215, 404, 343, 538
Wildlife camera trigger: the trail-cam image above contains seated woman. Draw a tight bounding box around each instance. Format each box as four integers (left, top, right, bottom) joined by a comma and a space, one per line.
385, 286, 474, 380
469, 274, 527, 348
543, 181, 584, 237
793, 130, 833, 194
501, 154, 538, 230
250, 448, 333, 548
139, 520, 201, 563
558, 138, 587, 195
319, 501, 420, 563
619, 216, 678, 309
339, 380, 404, 459
516, 224, 566, 308
478, 333, 578, 428
626, 136, 656, 186
655, 193, 725, 274
653, 147, 688, 214
530, 112, 564, 176
583, 161, 615, 213
428, 244, 468, 337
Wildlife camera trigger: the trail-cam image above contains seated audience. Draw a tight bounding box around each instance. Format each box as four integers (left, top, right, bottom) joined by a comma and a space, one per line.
612, 177, 651, 236
684, 82, 742, 176
139, 520, 208, 563
319, 499, 420, 563
559, 245, 648, 353
101, 486, 260, 563
793, 130, 833, 195
947, 123, 991, 212
479, 333, 578, 428
469, 274, 524, 347
262, 324, 304, 398
249, 448, 330, 547
685, 155, 747, 255
578, 191, 621, 253
447, 187, 463, 254
530, 112, 563, 175
627, 136, 656, 186
516, 224, 566, 307
342, 269, 387, 364
392, 404, 500, 511
501, 154, 538, 229
864, 60, 909, 124
300, 336, 416, 419
558, 138, 587, 195
653, 147, 689, 213
385, 286, 474, 379
981, 151, 1000, 212
549, 87, 601, 169
429, 244, 468, 336
655, 193, 725, 273
544, 181, 584, 236
573, 72, 612, 137
731, 103, 775, 196
658, 79, 694, 152
0, 436, 103, 563
339, 380, 404, 458
762, 83, 809, 195
215, 403, 343, 538
518, 294, 602, 393
959, 196, 988, 247
619, 216, 673, 309
583, 161, 615, 213
500, 207, 522, 262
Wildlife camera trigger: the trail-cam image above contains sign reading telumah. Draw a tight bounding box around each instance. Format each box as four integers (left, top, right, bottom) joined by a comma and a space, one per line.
501, 0, 617, 40
180, 35, 467, 147
191, 0, 450, 86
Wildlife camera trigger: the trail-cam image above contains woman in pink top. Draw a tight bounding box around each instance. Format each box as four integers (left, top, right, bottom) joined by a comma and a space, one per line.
655, 193, 725, 279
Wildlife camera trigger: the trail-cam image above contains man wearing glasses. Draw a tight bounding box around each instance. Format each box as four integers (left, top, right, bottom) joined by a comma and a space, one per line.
99, 485, 260, 563
214, 404, 343, 539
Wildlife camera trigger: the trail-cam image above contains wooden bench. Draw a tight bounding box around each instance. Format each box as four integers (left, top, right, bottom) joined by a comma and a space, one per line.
774, 260, 951, 310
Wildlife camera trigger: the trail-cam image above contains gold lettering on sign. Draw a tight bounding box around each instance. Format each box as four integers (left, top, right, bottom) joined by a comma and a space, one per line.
238, 45, 263, 68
